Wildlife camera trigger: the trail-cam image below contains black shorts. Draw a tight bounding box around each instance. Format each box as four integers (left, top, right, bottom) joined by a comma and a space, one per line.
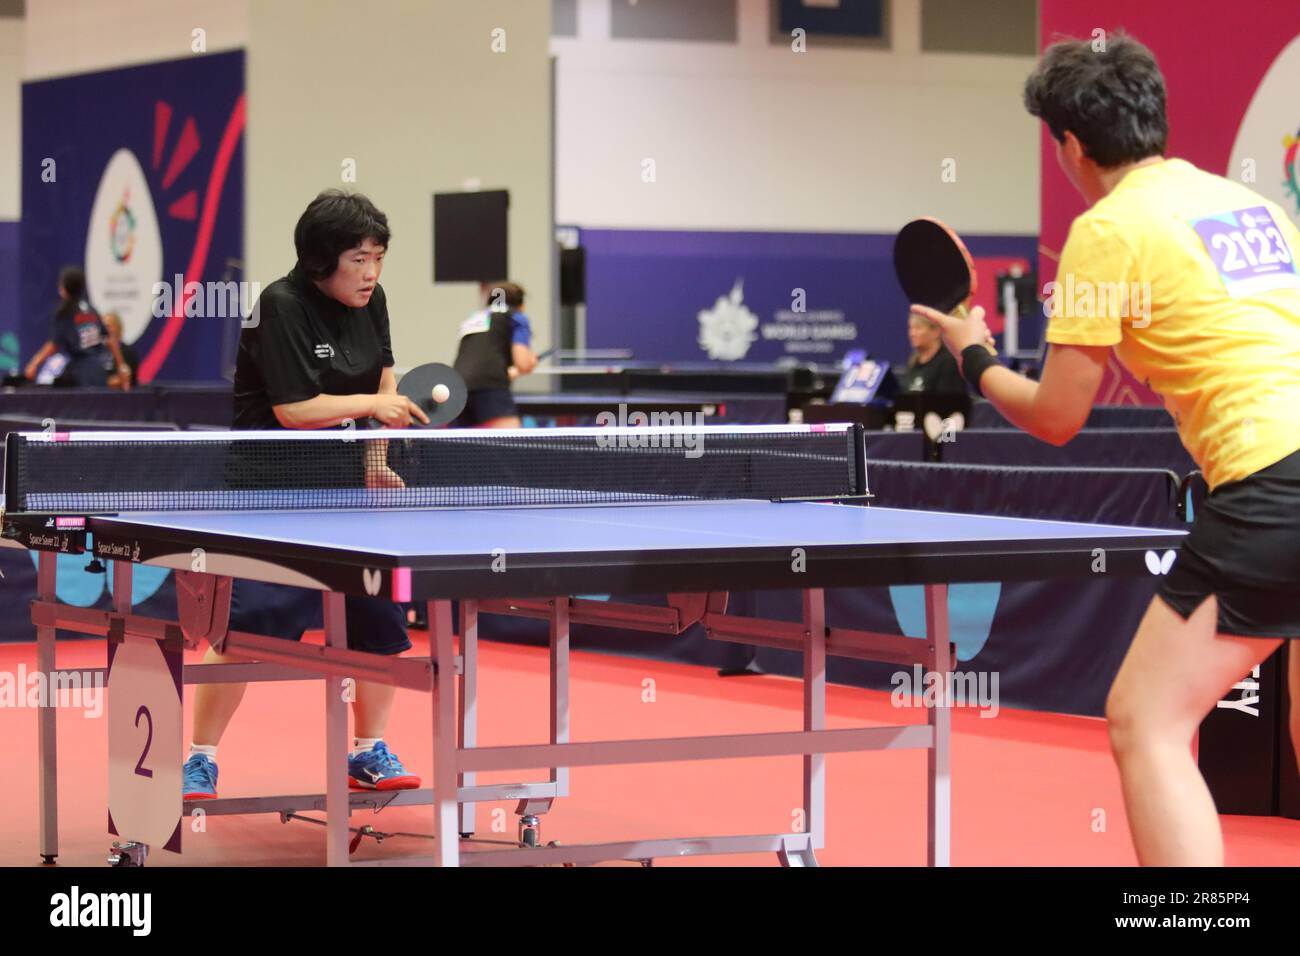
1158, 448, 1300, 638
456, 388, 517, 426
227, 579, 411, 655
57, 353, 112, 387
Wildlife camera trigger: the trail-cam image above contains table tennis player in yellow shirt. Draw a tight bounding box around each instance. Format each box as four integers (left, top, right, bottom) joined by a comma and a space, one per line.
913, 33, 1300, 866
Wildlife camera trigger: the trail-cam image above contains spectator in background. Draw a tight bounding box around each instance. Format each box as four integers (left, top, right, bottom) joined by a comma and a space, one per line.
452, 281, 538, 427
24, 266, 131, 388
903, 311, 966, 393
102, 313, 140, 390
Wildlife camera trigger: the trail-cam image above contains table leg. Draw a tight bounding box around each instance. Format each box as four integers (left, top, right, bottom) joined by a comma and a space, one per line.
550, 598, 570, 796
925, 583, 952, 867
36, 551, 58, 864
429, 600, 459, 866
802, 589, 826, 852
323, 592, 350, 866
458, 600, 478, 836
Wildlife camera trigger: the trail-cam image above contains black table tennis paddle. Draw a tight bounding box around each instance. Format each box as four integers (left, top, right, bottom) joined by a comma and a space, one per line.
397, 362, 467, 427
893, 216, 995, 353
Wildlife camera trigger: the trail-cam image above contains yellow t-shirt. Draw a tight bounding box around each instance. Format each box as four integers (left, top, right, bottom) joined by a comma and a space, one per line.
1046, 158, 1300, 490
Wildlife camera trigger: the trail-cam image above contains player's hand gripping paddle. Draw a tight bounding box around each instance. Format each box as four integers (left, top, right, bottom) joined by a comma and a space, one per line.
397, 362, 468, 427
893, 217, 997, 354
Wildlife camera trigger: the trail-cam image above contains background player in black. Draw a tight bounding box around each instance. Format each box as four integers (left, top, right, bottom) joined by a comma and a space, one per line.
24, 266, 131, 387
453, 281, 538, 427
903, 311, 966, 394
184, 191, 428, 800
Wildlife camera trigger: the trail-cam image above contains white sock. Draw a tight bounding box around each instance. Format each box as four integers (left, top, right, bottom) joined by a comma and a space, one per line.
189, 743, 217, 762
351, 737, 381, 757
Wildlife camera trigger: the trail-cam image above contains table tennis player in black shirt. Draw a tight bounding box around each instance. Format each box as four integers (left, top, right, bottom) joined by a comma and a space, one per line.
453, 281, 538, 427
184, 190, 428, 800
903, 311, 967, 394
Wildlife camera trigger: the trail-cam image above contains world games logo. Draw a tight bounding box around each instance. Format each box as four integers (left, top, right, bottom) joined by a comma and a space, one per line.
109, 189, 137, 263
697, 279, 758, 360
85, 148, 163, 346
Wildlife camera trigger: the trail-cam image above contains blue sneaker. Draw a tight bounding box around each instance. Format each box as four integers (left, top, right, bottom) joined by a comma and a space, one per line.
183, 753, 218, 800
348, 741, 420, 791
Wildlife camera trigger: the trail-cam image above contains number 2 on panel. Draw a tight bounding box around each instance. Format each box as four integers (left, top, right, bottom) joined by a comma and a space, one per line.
134, 705, 154, 778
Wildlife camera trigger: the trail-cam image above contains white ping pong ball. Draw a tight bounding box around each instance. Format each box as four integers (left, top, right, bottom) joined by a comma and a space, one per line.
431, 383, 451, 404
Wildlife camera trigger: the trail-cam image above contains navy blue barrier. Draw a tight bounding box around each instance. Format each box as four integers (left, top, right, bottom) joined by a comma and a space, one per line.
516, 392, 787, 427
939, 427, 1196, 473
0, 386, 158, 421
866, 460, 1182, 528
862, 429, 926, 462
0, 383, 233, 428
0, 415, 179, 434
2, 385, 790, 430
971, 400, 1175, 430
154, 384, 234, 427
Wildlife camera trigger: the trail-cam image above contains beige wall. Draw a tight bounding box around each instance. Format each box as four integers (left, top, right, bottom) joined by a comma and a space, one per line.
247, 0, 553, 367
0, 16, 19, 219
23, 0, 249, 80
554, 0, 1040, 235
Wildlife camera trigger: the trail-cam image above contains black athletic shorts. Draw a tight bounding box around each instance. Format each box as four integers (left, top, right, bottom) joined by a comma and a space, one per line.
1158, 448, 1300, 638
227, 579, 411, 655
456, 388, 517, 426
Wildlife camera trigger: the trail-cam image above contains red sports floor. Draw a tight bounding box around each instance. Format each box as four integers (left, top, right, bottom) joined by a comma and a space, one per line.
1, 632, 1297, 867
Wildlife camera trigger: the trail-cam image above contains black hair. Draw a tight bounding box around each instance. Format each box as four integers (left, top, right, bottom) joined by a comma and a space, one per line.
1023, 32, 1168, 168
293, 190, 391, 280
58, 265, 86, 300
486, 281, 526, 311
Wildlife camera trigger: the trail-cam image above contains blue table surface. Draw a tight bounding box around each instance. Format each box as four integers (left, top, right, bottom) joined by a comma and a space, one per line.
91, 501, 1185, 561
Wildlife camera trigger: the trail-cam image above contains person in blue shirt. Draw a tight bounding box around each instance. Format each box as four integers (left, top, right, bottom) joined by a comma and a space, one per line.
452, 281, 538, 427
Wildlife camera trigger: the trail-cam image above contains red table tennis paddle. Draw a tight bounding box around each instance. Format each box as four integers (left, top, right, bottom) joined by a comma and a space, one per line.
893, 217, 996, 354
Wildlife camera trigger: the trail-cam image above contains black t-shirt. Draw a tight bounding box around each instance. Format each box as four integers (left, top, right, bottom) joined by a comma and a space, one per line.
903, 347, 966, 394
50, 299, 108, 360
453, 309, 516, 391
233, 268, 394, 429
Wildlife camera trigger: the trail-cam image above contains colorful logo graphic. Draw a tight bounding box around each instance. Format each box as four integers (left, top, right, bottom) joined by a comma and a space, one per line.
1284, 127, 1300, 214
85, 150, 163, 346
109, 189, 137, 263
1228, 35, 1300, 222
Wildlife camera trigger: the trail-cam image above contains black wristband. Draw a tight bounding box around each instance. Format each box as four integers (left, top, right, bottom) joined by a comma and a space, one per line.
959, 345, 999, 398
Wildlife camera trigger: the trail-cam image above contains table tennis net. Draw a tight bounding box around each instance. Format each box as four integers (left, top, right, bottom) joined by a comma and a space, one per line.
4, 425, 866, 513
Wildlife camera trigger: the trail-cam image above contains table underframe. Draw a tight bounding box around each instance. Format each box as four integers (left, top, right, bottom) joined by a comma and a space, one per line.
30, 554, 952, 867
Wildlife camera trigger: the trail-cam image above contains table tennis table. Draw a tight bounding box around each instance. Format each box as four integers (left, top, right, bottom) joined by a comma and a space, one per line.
2, 424, 1185, 867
